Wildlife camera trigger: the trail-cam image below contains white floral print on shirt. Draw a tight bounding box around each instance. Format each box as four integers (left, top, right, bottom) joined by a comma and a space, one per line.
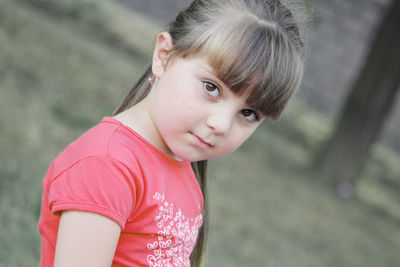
146, 192, 203, 267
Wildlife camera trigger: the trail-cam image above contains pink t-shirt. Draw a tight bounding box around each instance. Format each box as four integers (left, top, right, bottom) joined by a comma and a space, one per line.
38, 117, 204, 266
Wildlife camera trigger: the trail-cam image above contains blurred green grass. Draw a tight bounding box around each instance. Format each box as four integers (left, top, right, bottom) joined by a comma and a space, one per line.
0, 0, 399, 266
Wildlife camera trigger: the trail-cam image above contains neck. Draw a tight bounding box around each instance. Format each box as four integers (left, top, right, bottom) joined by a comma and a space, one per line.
114, 97, 174, 158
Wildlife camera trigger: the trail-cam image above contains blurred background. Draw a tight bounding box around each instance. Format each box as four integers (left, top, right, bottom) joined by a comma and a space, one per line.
0, 0, 399, 266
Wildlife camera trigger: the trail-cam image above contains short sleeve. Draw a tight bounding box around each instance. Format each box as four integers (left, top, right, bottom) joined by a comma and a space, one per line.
48, 156, 137, 229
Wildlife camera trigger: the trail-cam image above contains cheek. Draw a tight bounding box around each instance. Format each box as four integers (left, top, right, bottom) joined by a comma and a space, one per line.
160, 100, 193, 123
154, 94, 196, 134
157, 93, 203, 127
215, 132, 250, 157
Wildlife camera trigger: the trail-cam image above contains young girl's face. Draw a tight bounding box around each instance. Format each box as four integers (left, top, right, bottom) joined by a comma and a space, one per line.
149, 54, 265, 162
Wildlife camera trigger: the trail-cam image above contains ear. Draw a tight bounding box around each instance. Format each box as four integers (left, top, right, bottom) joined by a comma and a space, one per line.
152, 32, 174, 78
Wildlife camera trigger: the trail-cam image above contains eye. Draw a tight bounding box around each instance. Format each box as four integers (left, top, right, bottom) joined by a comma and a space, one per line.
203, 81, 220, 98
241, 109, 259, 122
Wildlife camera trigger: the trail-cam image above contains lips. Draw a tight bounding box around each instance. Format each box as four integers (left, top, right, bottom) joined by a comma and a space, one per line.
196, 135, 213, 147
190, 132, 213, 149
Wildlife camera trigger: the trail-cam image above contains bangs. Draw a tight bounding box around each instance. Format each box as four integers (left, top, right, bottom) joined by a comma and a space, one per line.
173, 15, 304, 120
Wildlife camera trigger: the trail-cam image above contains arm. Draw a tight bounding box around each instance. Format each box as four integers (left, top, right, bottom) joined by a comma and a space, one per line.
54, 210, 121, 267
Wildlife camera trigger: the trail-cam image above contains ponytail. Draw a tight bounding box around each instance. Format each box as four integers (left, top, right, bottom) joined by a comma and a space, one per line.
113, 66, 152, 115
190, 161, 209, 267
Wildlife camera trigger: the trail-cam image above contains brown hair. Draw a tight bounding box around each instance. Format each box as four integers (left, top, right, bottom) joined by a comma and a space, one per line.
113, 0, 306, 266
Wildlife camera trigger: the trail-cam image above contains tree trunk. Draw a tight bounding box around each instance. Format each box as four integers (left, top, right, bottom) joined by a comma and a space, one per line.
315, 0, 400, 188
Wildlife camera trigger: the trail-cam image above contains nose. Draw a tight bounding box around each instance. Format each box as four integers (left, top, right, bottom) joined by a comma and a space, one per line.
206, 109, 234, 136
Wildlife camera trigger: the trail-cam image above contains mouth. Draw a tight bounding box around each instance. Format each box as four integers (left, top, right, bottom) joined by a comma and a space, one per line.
190, 132, 213, 148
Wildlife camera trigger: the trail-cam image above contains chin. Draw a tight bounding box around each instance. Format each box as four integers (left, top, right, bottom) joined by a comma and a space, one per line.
170, 149, 208, 162
176, 154, 207, 162
175, 151, 228, 162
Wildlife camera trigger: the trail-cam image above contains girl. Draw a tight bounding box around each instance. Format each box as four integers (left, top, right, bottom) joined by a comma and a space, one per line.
38, 0, 306, 266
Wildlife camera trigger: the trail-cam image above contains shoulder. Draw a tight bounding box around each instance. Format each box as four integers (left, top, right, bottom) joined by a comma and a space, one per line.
48, 117, 145, 181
